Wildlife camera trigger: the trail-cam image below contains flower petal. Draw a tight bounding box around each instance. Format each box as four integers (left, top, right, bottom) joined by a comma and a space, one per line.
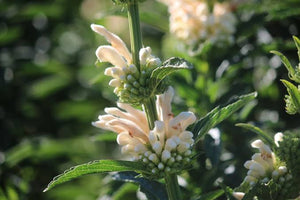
117, 103, 149, 133
108, 118, 148, 143
96, 46, 127, 68
91, 24, 132, 63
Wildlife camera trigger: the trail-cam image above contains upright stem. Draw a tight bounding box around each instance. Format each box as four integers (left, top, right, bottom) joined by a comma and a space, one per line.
127, 0, 142, 71
127, 1, 181, 199
142, 97, 158, 130
165, 173, 181, 200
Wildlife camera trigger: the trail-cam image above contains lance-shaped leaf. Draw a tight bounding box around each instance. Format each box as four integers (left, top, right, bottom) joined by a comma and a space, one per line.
192, 92, 257, 143
150, 57, 192, 94
270, 50, 296, 81
293, 36, 300, 61
43, 160, 147, 192
281, 79, 300, 114
235, 123, 275, 148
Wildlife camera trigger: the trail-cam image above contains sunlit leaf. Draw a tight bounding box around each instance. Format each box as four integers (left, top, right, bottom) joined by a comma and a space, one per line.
235, 123, 275, 148
270, 50, 296, 80
44, 160, 147, 192
293, 36, 300, 60
150, 57, 192, 94
193, 92, 257, 143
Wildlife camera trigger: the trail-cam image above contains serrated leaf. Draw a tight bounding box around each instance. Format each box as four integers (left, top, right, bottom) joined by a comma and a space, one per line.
44, 160, 147, 192
281, 79, 300, 111
195, 189, 224, 200
192, 92, 257, 143
270, 50, 296, 80
112, 171, 168, 200
150, 57, 192, 94
293, 36, 300, 61
235, 123, 275, 148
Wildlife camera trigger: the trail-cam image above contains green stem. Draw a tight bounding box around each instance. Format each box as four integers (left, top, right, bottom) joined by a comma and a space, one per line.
165, 173, 181, 200
127, 1, 181, 199
127, 0, 142, 71
142, 97, 158, 130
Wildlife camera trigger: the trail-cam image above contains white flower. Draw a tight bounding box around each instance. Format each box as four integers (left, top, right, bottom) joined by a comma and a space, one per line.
91, 24, 162, 104
158, 0, 237, 49
93, 87, 196, 176
242, 135, 288, 186
232, 192, 245, 200
274, 132, 283, 147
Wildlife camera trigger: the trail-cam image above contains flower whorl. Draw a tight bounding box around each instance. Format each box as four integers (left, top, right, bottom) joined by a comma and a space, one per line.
91, 24, 165, 105
93, 87, 196, 177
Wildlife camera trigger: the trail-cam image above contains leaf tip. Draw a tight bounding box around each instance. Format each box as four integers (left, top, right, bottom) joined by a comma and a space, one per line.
43, 188, 49, 193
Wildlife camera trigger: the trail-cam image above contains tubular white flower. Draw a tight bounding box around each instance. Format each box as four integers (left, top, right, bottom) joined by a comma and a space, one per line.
242, 134, 289, 187
91, 24, 132, 63
232, 192, 245, 200
93, 87, 197, 177
91, 24, 164, 103
274, 132, 283, 147
96, 46, 127, 68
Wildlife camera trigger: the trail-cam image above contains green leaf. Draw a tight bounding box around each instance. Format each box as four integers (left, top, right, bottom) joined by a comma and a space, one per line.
195, 189, 224, 200
270, 50, 296, 80
113, 171, 168, 200
150, 57, 192, 94
43, 160, 147, 192
192, 92, 257, 143
281, 79, 300, 112
235, 123, 275, 148
293, 36, 300, 61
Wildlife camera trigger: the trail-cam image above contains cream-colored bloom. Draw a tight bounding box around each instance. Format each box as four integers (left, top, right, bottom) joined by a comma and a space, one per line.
91, 24, 163, 104
93, 87, 196, 176
243, 136, 287, 186
232, 192, 245, 200
158, 0, 237, 49
274, 132, 283, 147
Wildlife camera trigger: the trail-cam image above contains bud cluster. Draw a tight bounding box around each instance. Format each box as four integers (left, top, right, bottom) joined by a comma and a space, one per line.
93, 87, 197, 178
275, 132, 300, 181
284, 85, 300, 114
91, 24, 167, 105
233, 132, 300, 199
242, 138, 287, 187
112, 47, 166, 105
136, 130, 194, 179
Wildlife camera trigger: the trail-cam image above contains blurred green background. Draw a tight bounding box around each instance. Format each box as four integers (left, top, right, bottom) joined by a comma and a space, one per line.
1, 0, 300, 199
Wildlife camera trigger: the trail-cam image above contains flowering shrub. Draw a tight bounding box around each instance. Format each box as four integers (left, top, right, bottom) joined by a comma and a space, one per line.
93, 87, 196, 178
